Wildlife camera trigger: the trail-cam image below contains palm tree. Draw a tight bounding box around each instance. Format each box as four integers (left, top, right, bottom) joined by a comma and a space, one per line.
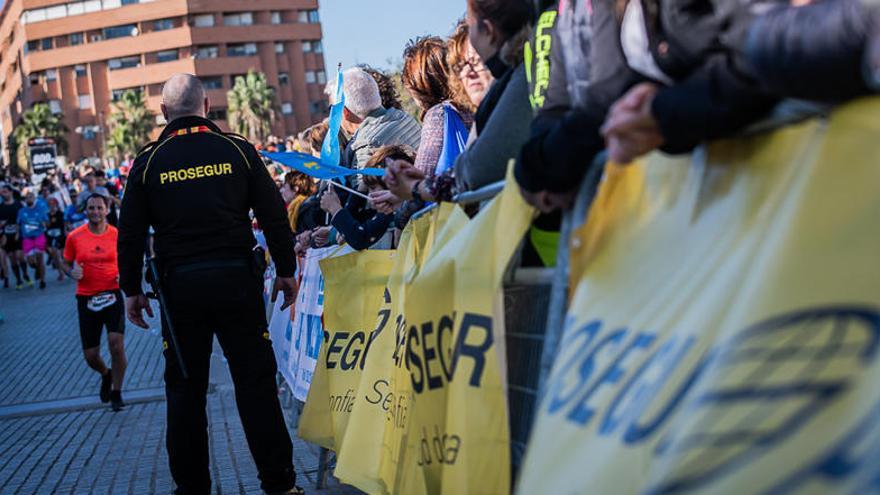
227, 70, 276, 142
106, 90, 155, 160
14, 103, 68, 151
12, 103, 68, 174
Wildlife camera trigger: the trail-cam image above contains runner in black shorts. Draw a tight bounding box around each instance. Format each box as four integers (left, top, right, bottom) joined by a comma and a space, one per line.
45, 197, 67, 281
63, 194, 128, 411
0, 183, 28, 289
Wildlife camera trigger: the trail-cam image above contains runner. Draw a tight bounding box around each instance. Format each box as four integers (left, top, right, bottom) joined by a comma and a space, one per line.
45, 197, 66, 281
17, 190, 48, 290
63, 193, 127, 411
64, 190, 87, 232
1, 184, 30, 289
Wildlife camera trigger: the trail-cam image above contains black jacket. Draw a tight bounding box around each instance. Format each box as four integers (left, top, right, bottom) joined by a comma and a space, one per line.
330, 193, 393, 251
118, 116, 295, 297
516, 0, 777, 193
744, 0, 876, 102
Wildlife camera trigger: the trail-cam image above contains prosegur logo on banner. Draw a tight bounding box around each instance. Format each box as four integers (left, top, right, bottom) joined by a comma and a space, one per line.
544, 306, 880, 493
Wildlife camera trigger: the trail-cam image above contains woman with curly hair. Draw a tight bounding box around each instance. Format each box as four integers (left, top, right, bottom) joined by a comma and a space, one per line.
401, 36, 475, 176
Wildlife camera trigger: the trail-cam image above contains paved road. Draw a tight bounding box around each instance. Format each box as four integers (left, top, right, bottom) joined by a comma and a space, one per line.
0, 274, 358, 494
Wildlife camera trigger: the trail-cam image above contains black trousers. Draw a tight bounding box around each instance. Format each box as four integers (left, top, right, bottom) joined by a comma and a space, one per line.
161, 264, 295, 494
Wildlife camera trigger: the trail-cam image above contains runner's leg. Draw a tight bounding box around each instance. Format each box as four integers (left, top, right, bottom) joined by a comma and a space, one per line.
107, 333, 126, 391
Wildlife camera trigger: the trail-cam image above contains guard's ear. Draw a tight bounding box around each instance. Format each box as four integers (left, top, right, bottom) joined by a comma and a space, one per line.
203, 97, 210, 116
160, 103, 169, 121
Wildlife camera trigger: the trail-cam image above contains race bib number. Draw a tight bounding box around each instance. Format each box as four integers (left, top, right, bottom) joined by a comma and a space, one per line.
87, 292, 117, 312
47, 228, 62, 237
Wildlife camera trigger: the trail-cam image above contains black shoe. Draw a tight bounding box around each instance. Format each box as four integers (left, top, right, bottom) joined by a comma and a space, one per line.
110, 390, 125, 412
39, 280, 46, 290
2, 278, 8, 289
100, 370, 112, 403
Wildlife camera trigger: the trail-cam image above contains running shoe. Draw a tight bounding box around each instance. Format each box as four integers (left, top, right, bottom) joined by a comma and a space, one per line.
15, 283, 23, 290
24, 279, 33, 288
110, 390, 125, 412
39, 280, 46, 290
100, 369, 112, 403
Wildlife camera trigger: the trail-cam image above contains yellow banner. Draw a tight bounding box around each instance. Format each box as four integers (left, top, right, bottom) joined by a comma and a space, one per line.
518, 97, 880, 494
382, 166, 535, 494
334, 203, 468, 493
299, 249, 396, 450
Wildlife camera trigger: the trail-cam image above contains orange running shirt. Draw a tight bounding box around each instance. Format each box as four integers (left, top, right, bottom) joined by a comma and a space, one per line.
64, 224, 120, 296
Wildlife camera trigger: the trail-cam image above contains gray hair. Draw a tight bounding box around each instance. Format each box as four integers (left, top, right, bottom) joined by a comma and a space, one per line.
342, 68, 382, 119
162, 73, 206, 121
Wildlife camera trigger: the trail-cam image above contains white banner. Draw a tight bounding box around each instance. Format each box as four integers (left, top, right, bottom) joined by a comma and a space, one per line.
284, 246, 352, 401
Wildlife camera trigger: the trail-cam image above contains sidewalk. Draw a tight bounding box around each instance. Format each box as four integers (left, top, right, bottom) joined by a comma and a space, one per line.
0, 275, 360, 494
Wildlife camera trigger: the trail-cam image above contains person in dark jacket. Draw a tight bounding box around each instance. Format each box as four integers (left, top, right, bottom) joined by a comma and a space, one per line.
743, 0, 879, 102
516, 0, 777, 211
118, 74, 302, 495
320, 145, 414, 251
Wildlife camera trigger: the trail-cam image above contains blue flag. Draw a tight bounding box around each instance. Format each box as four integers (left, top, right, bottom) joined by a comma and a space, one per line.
263, 151, 385, 180
434, 102, 470, 175
321, 66, 345, 166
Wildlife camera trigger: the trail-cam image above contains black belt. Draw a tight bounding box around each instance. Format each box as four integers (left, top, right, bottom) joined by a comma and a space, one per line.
167, 258, 251, 275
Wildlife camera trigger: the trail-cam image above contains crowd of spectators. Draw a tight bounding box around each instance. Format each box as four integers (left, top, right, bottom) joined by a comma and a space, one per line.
4, 0, 878, 290
274, 0, 877, 269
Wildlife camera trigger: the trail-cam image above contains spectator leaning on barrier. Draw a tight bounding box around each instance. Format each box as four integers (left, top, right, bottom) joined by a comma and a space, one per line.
321, 145, 416, 251
448, 20, 493, 112
516, 0, 779, 211
340, 67, 422, 170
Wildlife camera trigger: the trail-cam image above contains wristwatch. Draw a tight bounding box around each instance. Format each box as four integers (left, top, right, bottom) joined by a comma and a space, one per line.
411, 180, 423, 202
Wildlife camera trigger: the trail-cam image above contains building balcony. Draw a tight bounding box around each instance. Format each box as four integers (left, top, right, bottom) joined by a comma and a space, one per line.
107, 58, 196, 90
186, 0, 318, 14
21, 0, 188, 39
24, 27, 192, 72
189, 23, 321, 45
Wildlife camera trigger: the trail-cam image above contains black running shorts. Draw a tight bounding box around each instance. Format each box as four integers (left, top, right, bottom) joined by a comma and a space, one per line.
76, 290, 125, 350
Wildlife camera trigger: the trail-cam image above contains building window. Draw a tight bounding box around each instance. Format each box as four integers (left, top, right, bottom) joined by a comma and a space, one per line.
274, 42, 285, 54
25, 40, 40, 53
78, 94, 92, 109
278, 72, 289, 86
195, 45, 218, 59
316, 70, 326, 85
45, 68, 58, 81
305, 71, 316, 84
41, 38, 53, 50
207, 108, 227, 120
299, 10, 319, 23
153, 18, 175, 31
28, 72, 41, 85
112, 87, 142, 101
75, 64, 87, 77
200, 76, 223, 89
230, 74, 246, 86
121, 0, 140, 5
156, 49, 179, 63
302, 41, 312, 53
108, 55, 140, 70
270, 11, 282, 24
104, 24, 137, 40
49, 100, 62, 114
192, 14, 214, 27
309, 101, 324, 115
227, 43, 257, 57
223, 12, 253, 26
70, 33, 84, 45
281, 102, 292, 115
313, 41, 323, 53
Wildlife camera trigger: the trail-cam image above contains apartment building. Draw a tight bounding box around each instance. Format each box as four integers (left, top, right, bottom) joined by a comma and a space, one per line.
0, 0, 329, 166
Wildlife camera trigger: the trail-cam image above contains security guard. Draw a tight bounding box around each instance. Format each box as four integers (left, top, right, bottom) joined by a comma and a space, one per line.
118, 74, 301, 495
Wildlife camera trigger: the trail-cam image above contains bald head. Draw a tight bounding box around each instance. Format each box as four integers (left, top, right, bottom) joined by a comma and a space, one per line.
161, 73, 208, 121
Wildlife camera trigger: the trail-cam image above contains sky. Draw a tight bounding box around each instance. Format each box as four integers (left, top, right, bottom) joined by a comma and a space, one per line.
318, 0, 467, 72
